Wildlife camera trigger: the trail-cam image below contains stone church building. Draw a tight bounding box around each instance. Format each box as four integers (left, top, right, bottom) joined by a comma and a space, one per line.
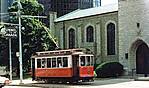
119, 0, 149, 74
51, 0, 149, 74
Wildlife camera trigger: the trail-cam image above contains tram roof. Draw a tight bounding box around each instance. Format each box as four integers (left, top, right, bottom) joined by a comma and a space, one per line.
32, 48, 93, 58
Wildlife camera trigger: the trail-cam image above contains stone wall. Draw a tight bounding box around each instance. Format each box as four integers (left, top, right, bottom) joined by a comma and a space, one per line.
119, 0, 149, 73
54, 11, 118, 64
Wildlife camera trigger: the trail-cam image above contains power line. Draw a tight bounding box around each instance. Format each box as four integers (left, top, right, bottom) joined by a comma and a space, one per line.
21, 15, 47, 18
0, 12, 47, 18
0, 12, 17, 15
0, 22, 19, 26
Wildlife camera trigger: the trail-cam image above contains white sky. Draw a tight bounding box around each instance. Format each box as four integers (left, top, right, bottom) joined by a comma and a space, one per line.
101, 0, 118, 6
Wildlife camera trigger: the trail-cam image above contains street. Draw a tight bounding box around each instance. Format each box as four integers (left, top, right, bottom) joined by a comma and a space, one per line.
3, 78, 149, 88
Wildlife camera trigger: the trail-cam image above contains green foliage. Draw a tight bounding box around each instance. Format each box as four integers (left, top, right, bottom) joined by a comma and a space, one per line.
8, 0, 44, 15
94, 71, 97, 77
95, 62, 124, 78
0, 37, 9, 66
94, 63, 101, 70
0, 0, 57, 72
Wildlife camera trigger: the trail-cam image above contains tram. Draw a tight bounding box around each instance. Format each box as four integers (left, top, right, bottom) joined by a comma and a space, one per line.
31, 49, 94, 83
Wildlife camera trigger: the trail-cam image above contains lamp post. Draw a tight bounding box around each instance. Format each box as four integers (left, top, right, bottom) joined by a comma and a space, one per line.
17, 0, 23, 84
9, 38, 12, 81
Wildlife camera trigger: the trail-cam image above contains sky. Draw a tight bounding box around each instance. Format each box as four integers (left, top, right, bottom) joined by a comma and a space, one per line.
101, 0, 118, 6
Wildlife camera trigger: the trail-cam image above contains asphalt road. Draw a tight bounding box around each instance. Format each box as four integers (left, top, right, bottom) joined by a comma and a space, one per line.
3, 78, 149, 88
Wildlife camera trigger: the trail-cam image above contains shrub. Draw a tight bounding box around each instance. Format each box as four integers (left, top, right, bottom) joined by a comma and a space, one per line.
94, 71, 97, 77
95, 62, 124, 78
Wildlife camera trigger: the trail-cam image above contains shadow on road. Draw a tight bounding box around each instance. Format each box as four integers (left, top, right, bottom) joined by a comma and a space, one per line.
91, 78, 133, 86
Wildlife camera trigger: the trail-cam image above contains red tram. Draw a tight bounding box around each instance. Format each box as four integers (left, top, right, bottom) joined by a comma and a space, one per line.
31, 49, 94, 83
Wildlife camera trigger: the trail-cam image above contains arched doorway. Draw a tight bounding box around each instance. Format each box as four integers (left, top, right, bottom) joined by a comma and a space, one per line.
136, 43, 149, 74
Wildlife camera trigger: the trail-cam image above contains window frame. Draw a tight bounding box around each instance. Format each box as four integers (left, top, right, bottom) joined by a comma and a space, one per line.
106, 22, 116, 55
79, 55, 94, 66
86, 26, 94, 42
68, 28, 75, 49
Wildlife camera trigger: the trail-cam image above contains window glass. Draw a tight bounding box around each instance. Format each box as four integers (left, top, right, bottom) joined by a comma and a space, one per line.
47, 58, 51, 68
41, 59, 46, 68
63, 57, 68, 67
52, 58, 56, 68
69, 28, 75, 49
37, 59, 41, 68
86, 26, 94, 42
107, 23, 115, 55
86, 56, 90, 66
91, 56, 94, 66
57, 57, 62, 68
80, 56, 85, 66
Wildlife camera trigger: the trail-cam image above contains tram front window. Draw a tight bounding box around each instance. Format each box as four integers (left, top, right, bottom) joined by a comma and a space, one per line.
91, 56, 94, 66
80, 56, 85, 66
80, 56, 94, 66
86, 56, 90, 66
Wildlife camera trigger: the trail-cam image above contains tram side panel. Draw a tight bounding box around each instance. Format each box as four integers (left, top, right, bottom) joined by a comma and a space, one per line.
33, 56, 74, 80
35, 68, 73, 77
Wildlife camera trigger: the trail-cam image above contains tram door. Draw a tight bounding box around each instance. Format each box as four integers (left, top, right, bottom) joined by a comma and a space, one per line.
31, 58, 35, 80
72, 55, 79, 78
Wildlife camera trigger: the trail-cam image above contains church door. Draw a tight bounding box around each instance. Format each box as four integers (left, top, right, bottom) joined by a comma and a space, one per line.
136, 43, 149, 74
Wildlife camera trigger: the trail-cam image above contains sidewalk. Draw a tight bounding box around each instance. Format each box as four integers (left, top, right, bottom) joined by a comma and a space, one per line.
9, 78, 38, 86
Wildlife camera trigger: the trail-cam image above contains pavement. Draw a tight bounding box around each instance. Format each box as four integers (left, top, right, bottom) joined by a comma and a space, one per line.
9, 78, 38, 86
7, 76, 149, 87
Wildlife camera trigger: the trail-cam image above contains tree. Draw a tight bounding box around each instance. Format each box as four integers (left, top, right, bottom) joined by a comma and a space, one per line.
5, 0, 57, 73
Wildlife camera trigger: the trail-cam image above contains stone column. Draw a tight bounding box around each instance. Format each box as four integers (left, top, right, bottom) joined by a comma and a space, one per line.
49, 12, 57, 34
60, 27, 64, 49
95, 22, 101, 63
77, 24, 82, 48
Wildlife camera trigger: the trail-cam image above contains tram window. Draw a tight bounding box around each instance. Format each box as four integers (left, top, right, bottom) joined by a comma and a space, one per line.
80, 56, 85, 66
52, 58, 56, 68
41, 59, 46, 68
37, 59, 41, 68
91, 56, 94, 66
57, 57, 62, 68
63, 57, 68, 67
47, 58, 51, 68
86, 56, 90, 66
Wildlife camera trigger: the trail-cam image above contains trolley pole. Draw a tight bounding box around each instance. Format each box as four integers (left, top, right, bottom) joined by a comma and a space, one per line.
9, 38, 12, 81
18, 0, 23, 84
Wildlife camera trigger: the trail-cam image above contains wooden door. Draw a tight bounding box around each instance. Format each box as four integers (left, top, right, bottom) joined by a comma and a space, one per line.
136, 43, 149, 74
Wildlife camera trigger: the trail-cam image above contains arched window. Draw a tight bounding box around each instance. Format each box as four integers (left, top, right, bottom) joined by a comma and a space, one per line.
69, 28, 75, 49
86, 26, 94, 42
107, 23, 115, 55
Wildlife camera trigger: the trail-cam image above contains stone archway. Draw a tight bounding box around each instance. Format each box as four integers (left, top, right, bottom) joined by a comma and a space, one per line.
129, 39, 149, 74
